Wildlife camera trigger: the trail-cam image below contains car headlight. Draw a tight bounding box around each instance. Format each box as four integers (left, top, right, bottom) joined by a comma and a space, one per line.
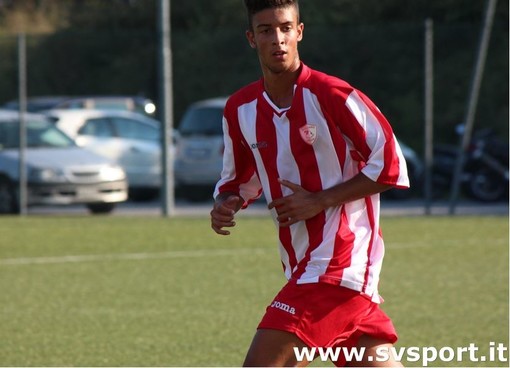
144, 102, 156, 115
29, 168, 67, 183
99, 165, 126, 181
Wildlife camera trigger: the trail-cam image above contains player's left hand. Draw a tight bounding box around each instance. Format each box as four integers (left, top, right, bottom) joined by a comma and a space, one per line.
268, 179, 325, 227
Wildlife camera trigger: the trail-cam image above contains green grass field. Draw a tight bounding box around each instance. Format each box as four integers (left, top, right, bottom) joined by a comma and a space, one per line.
0, 214, 508, 367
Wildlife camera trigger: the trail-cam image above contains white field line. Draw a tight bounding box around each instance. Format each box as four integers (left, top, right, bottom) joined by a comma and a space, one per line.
0, 237, 506, 267
388, 236, 507, 249
0, 247, 272, 266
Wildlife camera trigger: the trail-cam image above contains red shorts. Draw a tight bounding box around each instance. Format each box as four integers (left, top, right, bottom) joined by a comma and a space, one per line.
257, 280, 398, 366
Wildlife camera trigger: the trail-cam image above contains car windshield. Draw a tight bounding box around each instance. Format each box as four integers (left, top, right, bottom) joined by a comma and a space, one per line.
0, 117, 75, 149
179, 106, 224, 136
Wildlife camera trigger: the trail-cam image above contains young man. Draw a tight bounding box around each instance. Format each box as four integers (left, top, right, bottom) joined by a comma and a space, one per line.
210, 0, 408, 366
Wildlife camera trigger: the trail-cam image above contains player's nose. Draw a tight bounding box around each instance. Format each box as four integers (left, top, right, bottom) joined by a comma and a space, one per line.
272, 29, 285, 45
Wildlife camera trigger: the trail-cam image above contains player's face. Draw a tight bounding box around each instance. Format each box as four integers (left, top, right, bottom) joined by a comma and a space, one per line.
246, 6, 303, 75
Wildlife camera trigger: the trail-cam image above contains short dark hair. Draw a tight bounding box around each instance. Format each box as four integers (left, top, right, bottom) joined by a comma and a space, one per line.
244, 0, 300, 29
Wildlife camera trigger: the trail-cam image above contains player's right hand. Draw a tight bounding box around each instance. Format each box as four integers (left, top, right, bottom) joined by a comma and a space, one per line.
210, 195, 242, 236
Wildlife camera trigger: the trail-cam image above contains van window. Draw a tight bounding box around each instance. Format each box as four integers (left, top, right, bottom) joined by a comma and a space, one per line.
111, 117, 159, 142
179, 107, 223, 136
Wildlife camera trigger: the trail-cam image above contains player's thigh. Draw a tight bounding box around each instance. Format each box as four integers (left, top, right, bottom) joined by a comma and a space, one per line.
347, 334, 403, 367
243, 328, 311, 367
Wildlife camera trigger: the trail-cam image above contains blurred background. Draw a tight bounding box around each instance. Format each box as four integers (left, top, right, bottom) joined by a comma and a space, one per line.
0, 0, 508, 211
0, 0, 507, 149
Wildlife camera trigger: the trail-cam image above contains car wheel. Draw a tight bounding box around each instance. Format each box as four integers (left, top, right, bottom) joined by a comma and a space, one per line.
0, 176, 18, 214
129, 187, 160, 202
464, 167, 506, 202
86, 203, 116, 214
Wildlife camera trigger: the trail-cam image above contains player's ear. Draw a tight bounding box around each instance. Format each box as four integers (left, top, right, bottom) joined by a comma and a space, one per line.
297, 22, 304, 42
246, 30, 256, 49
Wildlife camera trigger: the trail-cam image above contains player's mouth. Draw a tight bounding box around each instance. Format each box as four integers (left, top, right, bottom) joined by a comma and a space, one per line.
273, 50, 287, 60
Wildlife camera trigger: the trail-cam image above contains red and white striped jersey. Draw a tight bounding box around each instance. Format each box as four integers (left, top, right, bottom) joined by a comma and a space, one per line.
214, 63, 409, 303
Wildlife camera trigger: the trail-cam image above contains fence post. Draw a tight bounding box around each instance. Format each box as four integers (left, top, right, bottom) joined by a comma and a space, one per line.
158, 0, 175, 217
423, 19, 434, 215
448, 0, 498, 214
17, 33, 27, 215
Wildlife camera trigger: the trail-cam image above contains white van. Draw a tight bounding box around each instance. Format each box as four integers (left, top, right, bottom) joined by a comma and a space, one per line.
174, 98, 227, 201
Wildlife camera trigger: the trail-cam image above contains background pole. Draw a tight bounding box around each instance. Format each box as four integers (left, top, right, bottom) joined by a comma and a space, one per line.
423, 18, 434, 215
17, 33, 28, 216
157, 0, 175, 217
448, 0, 497, 214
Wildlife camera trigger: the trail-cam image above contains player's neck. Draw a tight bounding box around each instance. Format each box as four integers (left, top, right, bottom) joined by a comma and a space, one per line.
262, 66, 300, 109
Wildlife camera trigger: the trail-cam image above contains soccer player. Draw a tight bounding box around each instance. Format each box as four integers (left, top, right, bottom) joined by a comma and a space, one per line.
210, 0, 408, 366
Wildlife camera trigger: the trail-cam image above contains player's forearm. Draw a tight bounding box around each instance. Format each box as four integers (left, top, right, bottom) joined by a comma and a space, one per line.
316, 173, 393, 209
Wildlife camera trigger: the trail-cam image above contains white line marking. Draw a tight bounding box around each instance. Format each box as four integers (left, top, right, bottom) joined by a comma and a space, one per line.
0, 237, 505, 267
388, 237, 506, 249
0, 247, 272, 266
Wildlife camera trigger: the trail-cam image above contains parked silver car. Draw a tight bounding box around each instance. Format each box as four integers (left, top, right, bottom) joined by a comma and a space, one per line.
46, 109, 174, 201
174, 97, 423, 201
0, 110, 128, 214
2, 95, 156, 116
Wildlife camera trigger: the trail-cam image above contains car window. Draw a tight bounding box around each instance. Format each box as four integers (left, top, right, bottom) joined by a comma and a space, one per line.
30, 121, 75, 147
0, 118, 75, 149
78, 118, 115, 137
58, 100, 86, 109
111, 117, 159, 142
179, 106, 224, 136
0, 121, 19, 148
92, 100, 130, 110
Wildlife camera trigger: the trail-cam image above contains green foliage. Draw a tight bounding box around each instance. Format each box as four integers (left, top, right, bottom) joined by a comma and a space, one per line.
0, 0, 507, 152
25, 31, 156, 96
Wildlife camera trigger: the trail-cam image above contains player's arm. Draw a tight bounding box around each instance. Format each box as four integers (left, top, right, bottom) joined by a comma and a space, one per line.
212, 103, 262, 235
337, 88, 410, 190
211, 192, 245, 235
316, 172, 392, 207
268, 174, 391, 227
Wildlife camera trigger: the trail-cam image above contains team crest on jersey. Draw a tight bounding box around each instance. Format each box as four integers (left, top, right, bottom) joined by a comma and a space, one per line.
299, 124, 317, 145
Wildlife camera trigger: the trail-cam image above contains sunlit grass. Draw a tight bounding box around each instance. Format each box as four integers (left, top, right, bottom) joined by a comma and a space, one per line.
0, 215, 507, 366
